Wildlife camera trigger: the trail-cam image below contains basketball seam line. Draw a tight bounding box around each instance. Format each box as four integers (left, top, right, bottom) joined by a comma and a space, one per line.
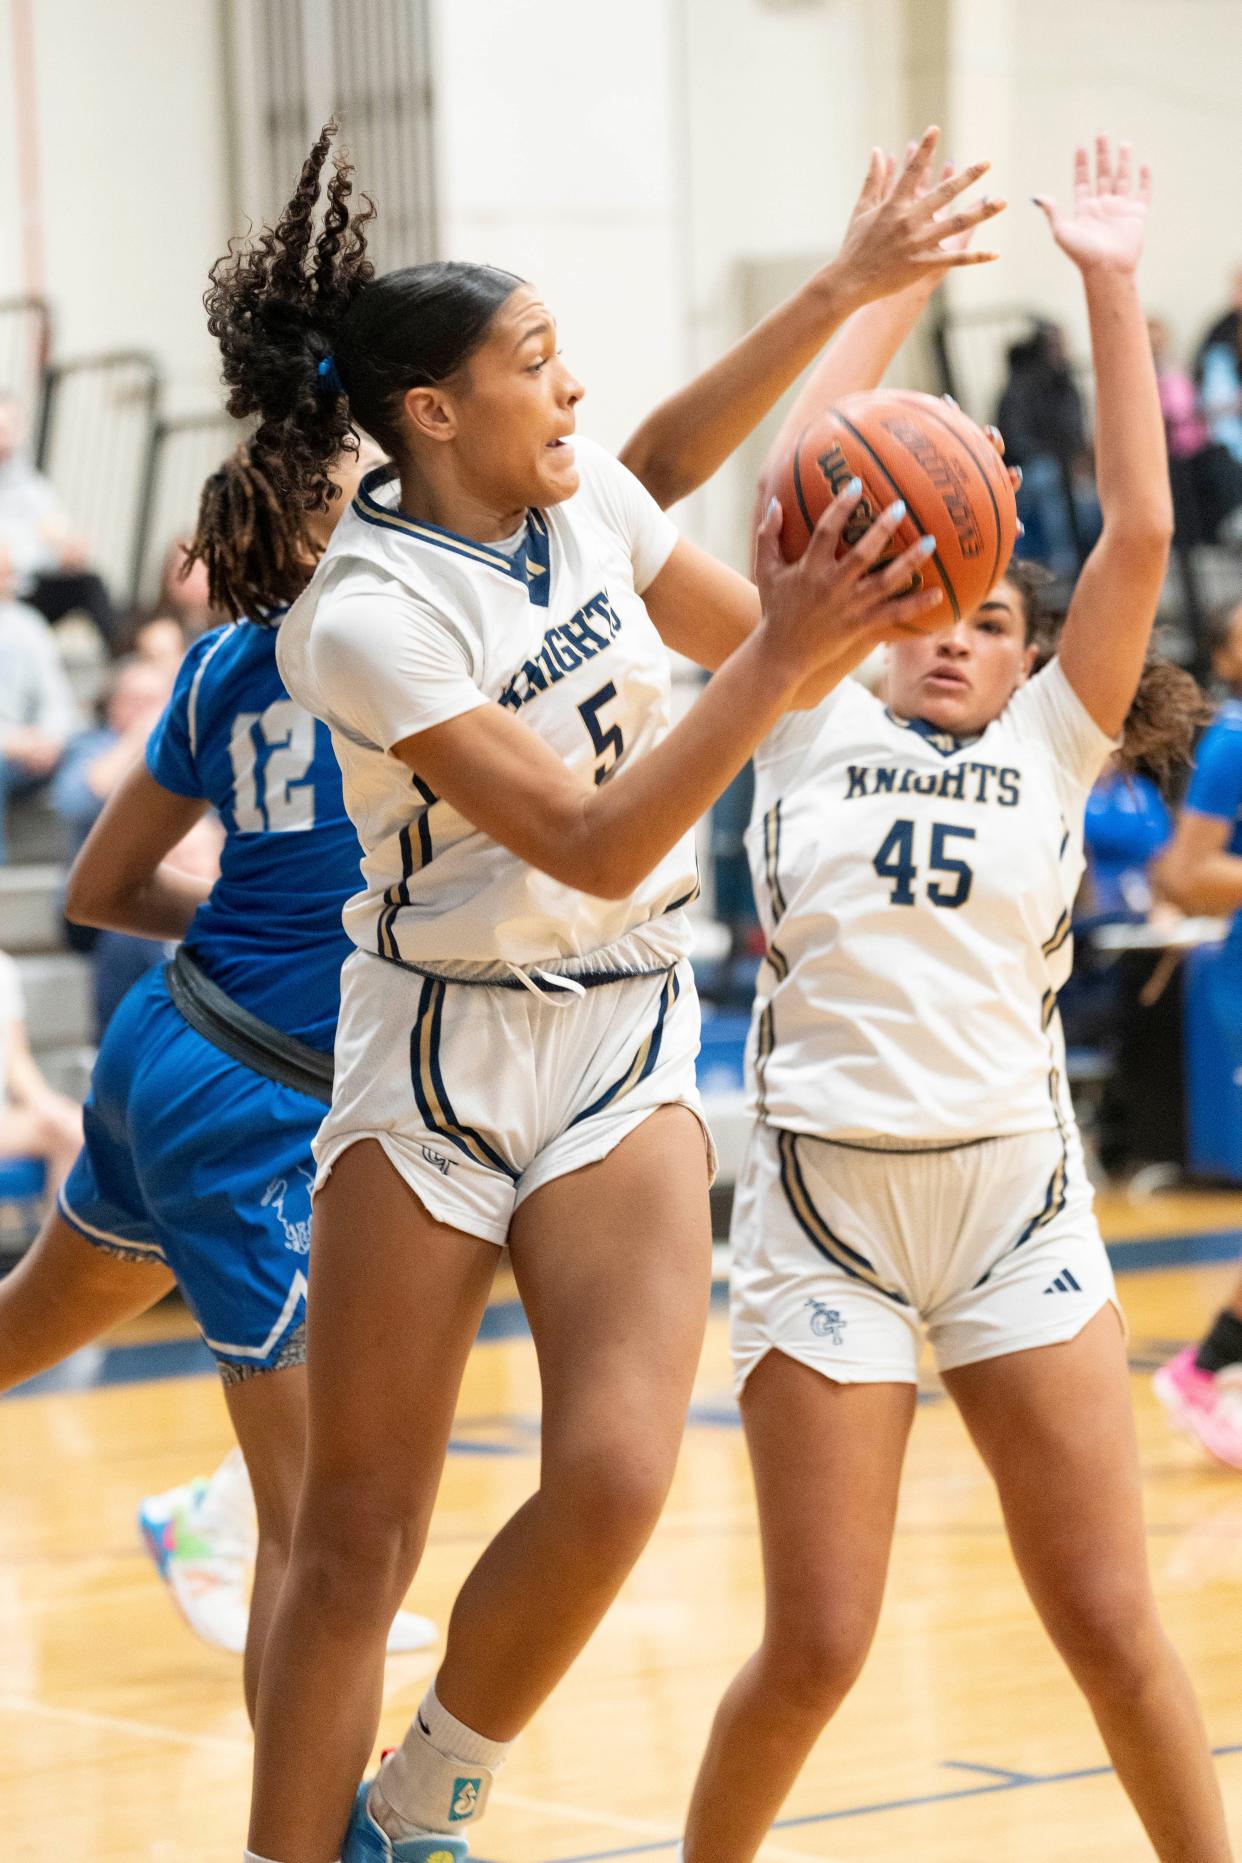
790, 428, 816, 541
831, 409, 959, 623
911, 396, 1005, 593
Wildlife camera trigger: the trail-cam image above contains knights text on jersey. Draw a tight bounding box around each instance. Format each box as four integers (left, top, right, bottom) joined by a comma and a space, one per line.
276, 437, 697, 978
145, 620, 360, 1050
744, 660, 1116, 1141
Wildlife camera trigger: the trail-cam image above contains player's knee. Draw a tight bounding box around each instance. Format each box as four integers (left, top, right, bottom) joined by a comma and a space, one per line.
761, 1606, 877, 1716
292, 1483, 428, 1617
547, 1447, 673, 1565
1048, 1577, 1162, 1692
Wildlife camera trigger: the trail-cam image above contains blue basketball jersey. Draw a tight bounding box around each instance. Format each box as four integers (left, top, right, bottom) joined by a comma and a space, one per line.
1185, 697, 1242, 961
146, 620, 359, 1049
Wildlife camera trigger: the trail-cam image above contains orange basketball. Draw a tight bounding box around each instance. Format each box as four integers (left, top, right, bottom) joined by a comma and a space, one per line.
770, 389, 1018, 631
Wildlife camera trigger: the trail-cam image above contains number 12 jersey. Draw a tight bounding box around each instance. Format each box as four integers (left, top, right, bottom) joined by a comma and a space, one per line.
744, 660, 1115, 1143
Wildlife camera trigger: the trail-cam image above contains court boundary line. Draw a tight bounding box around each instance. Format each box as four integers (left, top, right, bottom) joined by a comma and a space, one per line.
540, 1744, 1242, 1861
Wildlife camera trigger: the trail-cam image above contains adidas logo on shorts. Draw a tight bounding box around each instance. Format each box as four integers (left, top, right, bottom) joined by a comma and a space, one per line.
1043, 1268, 1082, 1295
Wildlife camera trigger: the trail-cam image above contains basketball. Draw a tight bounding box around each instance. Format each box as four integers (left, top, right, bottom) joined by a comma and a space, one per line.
770, 389, 1019, 629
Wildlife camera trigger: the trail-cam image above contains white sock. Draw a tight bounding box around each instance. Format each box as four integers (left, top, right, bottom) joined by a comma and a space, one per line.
243, 1854, 337, 1863
246, 1851, 332, 1862
369, 1682, 513, 1839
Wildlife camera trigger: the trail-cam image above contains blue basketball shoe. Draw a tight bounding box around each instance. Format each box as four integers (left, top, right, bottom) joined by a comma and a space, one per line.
341, 1781, 469, 1862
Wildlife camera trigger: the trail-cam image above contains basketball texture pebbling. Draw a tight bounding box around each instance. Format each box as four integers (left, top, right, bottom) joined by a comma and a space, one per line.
769, 389, 1019, 632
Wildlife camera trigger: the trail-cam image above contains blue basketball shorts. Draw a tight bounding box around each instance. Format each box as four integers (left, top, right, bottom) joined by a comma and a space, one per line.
58, 965, 323, 1382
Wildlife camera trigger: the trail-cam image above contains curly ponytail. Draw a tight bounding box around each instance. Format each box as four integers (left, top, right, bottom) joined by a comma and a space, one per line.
204, 120, 373, 528
197, 120, 523, 618
1005, 558, 1211, 783
184, 444, 309, 624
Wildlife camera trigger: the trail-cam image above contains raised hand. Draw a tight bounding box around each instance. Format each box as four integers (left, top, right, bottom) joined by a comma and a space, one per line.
755, 483, 944, 687
1032, 136, 1151, 276
832, 126, 1005, 308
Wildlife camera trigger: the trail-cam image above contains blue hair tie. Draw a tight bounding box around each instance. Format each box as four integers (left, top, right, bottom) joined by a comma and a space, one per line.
316, 354, 344, 396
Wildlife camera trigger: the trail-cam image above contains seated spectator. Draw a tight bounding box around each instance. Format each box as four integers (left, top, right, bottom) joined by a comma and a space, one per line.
0, 944, 81, 1196
1193, 265, 1242, 389
996, 320, 1101, 581
0, 543, 79, 864
52, 654, 181, 1034
129, 612, 189, 674
158, 538, 224, 639
1201, 342, 1242, 470
1152, 317, 1242, 548
0, 392, 119, 651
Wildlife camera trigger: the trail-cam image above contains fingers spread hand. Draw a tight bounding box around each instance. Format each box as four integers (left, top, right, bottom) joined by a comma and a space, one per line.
894, 125, 940, 198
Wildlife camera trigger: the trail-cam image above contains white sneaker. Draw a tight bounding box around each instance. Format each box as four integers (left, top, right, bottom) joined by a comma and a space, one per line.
139, 1449, 438, 1656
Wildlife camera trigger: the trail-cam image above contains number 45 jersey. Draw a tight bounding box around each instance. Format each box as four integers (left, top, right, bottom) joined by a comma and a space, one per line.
277, 437, 698, 982
146, 620, 360, 1051
745, 660, 1116, 1144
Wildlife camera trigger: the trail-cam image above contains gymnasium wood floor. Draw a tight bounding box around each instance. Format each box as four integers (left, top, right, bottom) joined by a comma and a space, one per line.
4, 1190, 1242, 1861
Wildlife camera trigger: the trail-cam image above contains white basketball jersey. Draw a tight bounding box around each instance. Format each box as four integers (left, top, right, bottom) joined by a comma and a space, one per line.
277, 438, 697, 979
745, 661, 1115, 1141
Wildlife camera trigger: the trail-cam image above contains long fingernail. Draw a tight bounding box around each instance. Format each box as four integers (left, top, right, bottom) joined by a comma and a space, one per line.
847, 476, 862, 498
888, 499, 907, 521
1012, 464, 1024, 487
767, 496, 780, 521
941, 393, 959, 408
918, 535, 937, 556
1016, 520, 1026, 538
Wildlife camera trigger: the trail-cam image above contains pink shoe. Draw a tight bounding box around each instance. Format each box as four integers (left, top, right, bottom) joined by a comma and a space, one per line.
1154, 1348, 1242, 1471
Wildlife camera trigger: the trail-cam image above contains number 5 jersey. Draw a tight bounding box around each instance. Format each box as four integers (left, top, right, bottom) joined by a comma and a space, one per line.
276, 437, 698, 984
744, 660, 1116, 1143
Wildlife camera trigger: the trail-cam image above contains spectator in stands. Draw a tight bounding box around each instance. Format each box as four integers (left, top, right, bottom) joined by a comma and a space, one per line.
158, 538, 222, 639
0, 542, 79, 865
129, 612, 189, 674
1152, 317, 1242, 548
1200, 321, 1242, 472
0, 392, 118, 651
0, 944, 82, 1195
51, 653, 220, 1034
996, 319, 1101, 581
1193, 266, 1242, 388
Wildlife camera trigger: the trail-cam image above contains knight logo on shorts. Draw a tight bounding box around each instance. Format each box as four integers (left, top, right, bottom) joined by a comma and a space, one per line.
420, 1146, 453, 1177
450, 1776, 482, 1820
805, 1299, 846, 1344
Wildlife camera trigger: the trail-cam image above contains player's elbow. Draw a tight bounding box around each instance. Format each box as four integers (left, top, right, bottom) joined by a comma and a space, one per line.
64, 849, 124, 928
1110, 507, 1174, 564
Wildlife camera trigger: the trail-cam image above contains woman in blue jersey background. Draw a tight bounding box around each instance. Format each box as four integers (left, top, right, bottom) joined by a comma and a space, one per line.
1153, 599, 1242, 1469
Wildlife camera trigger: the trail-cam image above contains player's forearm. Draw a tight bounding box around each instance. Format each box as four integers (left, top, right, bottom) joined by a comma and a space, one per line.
763, 284, 934, 491
1084, 267, 1173, 542
1160, 852, 1242, 918
576, 627, 857, 898
64, 860, 209, 941
619, 270, 867, 511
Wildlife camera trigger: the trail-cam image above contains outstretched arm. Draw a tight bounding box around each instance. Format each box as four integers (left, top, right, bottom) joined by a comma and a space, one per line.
619, 130, 1002, 510
1039, 139, 1173, 735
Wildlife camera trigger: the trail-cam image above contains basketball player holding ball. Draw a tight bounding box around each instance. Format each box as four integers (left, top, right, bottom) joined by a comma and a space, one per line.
215, 124, 1004, 1863
681, 141, 1230, 1863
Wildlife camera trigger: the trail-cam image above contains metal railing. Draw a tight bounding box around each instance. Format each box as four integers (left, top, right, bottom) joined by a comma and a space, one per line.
0, 295, 52, 431
35, 351, 161, 603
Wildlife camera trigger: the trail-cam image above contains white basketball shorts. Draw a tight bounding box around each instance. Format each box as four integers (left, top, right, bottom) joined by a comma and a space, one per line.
730, 1119, 1119, 1391
314, 951, 714, 1244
